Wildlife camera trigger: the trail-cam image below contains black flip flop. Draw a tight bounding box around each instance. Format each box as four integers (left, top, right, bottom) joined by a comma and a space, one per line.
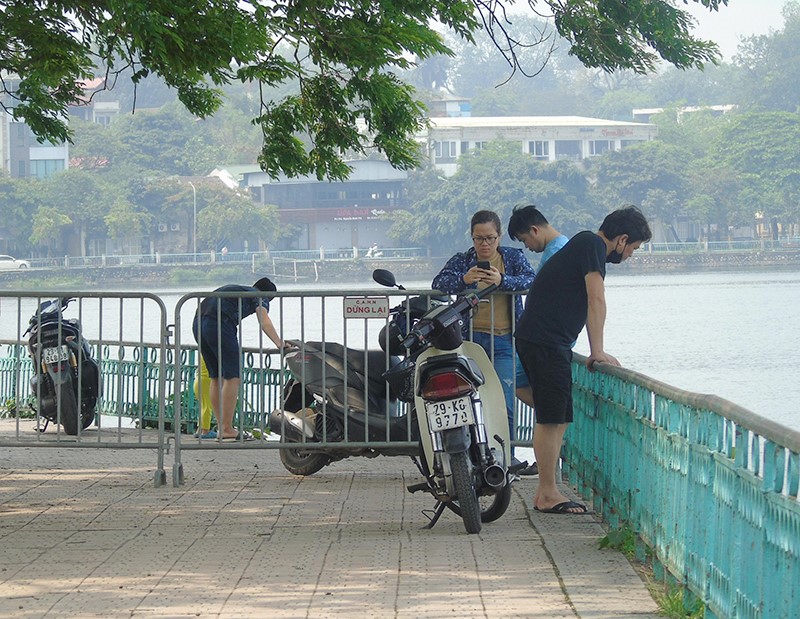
534, 500, 592, 514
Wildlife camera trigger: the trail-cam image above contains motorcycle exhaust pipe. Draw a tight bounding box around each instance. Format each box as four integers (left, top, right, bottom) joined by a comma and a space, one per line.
483, 463, 506, 488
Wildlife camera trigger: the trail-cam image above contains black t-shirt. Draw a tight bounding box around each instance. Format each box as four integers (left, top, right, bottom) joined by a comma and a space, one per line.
198, 285, 269, 325
515, 231, 606, 348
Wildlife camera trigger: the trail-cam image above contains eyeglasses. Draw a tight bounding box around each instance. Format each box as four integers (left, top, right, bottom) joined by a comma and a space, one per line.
472, 235, 499, 245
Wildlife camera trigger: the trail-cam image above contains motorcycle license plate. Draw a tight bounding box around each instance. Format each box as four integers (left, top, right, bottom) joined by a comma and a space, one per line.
425, 396, 475, 432
42, 345, 69, 365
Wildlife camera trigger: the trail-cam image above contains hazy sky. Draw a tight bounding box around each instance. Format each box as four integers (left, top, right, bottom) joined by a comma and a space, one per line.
685, 0, 789, 59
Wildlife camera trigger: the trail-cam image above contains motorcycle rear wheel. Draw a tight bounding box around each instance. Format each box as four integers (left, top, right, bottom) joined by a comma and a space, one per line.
57, 381, 81, 436
447, 482, 512, 523
279, 448, 332, 476
449, 451, 482, 534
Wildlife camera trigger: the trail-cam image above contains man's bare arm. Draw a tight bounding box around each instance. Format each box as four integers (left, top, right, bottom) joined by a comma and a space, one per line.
584, 271, 619, 369
255, 306, 284, 349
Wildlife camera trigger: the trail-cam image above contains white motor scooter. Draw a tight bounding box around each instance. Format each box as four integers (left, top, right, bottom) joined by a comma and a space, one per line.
376, 269, 526, 534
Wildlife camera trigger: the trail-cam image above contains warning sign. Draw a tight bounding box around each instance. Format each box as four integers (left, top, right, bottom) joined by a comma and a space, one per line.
343, 297, 390, 319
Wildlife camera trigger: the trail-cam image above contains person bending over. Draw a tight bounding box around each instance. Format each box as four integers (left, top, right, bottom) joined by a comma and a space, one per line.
192, 277, 285, 441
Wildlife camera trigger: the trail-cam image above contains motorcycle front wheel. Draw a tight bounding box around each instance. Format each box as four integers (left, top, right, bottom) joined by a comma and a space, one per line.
279, 448, 332, 476
449, 451, 482, 534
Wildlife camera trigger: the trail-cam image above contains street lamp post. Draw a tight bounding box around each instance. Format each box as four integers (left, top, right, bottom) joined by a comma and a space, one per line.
188, 181, 197, 260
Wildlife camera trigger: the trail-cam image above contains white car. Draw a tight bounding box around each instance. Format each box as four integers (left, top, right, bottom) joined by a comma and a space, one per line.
0, 255, 30, 270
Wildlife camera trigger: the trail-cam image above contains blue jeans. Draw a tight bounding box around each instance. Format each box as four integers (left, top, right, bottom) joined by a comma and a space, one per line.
470, 332, 525, 442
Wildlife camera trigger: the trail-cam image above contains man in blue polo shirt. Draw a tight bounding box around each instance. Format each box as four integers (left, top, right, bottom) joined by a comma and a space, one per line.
193, 277, 285, 441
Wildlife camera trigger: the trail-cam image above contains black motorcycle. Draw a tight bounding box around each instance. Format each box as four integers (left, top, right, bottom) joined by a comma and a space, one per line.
268, 290, 445, 475
24, 297, 101, 434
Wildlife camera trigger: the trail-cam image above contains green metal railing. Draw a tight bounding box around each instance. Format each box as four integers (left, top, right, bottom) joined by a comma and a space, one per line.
565, 353, 800, 618
0, 342, 287, 432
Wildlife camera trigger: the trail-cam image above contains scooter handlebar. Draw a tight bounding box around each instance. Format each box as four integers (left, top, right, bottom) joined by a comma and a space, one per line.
400, 283, 500, 351
262, 341, 301, 356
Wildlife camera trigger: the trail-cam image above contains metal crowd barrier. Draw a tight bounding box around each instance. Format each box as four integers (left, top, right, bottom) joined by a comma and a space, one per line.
0, 291, 170, 487
0, 287, 534, 489
566, 354, 800, 618
169, 288, 535, 486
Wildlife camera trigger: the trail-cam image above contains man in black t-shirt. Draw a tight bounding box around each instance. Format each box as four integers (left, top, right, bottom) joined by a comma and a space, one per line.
192, 277, 286, 441
515, 206, 652, 514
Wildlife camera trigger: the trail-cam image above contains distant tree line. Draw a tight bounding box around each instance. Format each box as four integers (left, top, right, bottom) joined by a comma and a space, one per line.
2, 1, 800, 257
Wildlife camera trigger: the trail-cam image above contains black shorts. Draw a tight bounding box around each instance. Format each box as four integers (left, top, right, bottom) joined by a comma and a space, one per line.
515, 342, 573, 424
192, 315, 241, 379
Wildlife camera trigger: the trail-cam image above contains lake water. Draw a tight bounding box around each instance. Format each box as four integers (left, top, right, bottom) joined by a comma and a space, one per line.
2, 268, 799, 431
581, 269, 800, 432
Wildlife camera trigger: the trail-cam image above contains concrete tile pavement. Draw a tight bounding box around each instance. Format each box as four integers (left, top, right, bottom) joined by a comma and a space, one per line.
0, 432, 660, 618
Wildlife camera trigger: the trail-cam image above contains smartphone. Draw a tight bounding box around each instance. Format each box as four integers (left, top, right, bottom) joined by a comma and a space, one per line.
477, 260, 490, 270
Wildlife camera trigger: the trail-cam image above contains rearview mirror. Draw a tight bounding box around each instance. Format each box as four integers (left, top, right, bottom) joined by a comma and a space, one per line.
373, 269, 404, 290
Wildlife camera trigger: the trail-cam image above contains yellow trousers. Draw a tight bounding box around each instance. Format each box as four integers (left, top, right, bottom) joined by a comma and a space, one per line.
193, 357, 214, 431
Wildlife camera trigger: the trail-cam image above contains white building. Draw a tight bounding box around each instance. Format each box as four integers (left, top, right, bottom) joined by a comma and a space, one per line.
1, 73, 70, 179
423, 115, 657, 176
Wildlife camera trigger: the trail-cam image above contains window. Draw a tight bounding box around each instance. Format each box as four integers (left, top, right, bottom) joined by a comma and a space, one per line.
29, 159, 65, 179
554, 140, 582, 160
589, 140, 613, 156
461, 141, 469, 154
434, 141, 457, 162
528, 140, 549, 160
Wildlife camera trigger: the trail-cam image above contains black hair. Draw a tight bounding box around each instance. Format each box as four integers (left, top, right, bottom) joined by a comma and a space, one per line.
253, 277, 277, 293
599, 205, 652, 244
508, 205, 550, 241
470, 210, 502, 235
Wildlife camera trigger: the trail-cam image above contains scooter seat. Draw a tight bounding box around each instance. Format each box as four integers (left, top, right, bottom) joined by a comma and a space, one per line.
304, 341, 401, 389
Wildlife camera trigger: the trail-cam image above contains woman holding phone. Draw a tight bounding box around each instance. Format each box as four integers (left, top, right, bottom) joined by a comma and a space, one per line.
431, 210, 536, 468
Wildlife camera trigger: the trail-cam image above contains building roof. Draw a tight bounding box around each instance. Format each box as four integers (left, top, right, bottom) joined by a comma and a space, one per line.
427, 115, 651, 129
238, 159, 407, 186
209, 165, 263, 188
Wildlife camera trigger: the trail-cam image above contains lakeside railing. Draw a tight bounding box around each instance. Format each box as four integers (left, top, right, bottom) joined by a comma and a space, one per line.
20, 247, 428, 270
566, 354, 800, 618
0, 342, 286, 433
15, 238, 800, 270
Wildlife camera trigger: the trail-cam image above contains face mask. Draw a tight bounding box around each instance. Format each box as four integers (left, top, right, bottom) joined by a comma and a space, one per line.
606, 241, 626, 264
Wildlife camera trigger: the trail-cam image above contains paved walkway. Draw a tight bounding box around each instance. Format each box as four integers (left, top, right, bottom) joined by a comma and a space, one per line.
0, 427, 660, 618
